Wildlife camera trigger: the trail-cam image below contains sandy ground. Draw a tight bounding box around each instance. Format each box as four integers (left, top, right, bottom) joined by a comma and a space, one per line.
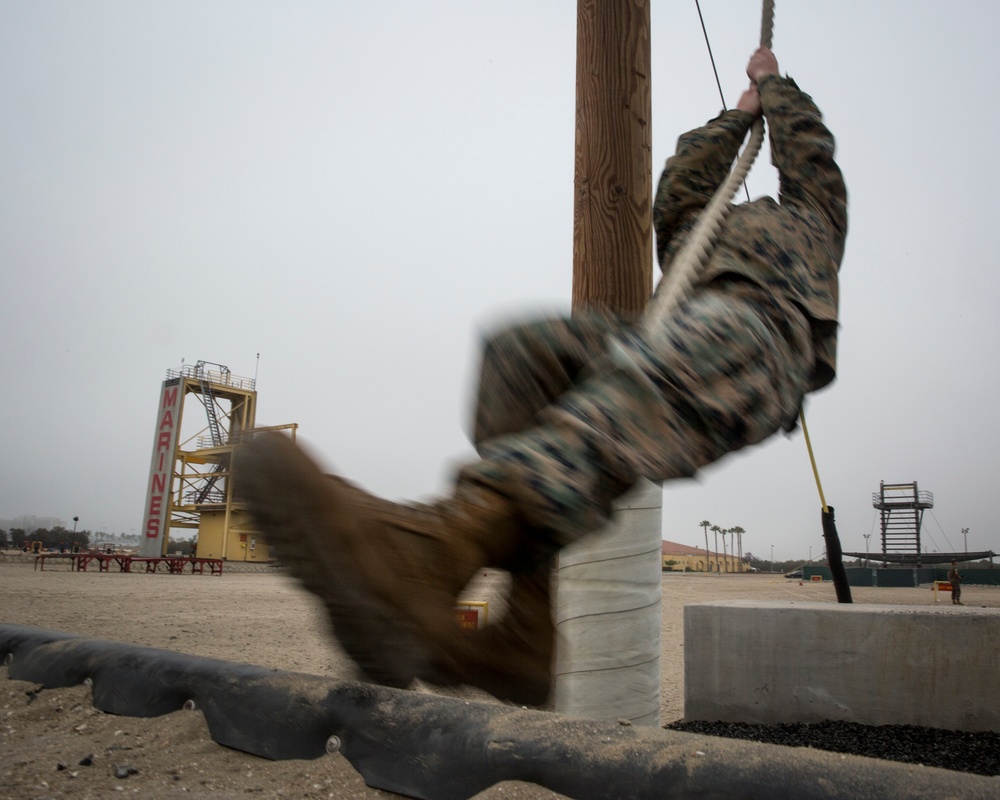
2, 554, 998, 799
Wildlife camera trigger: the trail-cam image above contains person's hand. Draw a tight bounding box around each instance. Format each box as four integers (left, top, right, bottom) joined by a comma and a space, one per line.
736, 85, 762, 116
746, 46, 779, 83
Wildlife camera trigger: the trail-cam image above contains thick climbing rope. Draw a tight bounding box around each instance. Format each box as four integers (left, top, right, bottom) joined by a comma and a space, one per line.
641, 1, 851, 600
640, 0, 774, 333
641, 0, 835, 504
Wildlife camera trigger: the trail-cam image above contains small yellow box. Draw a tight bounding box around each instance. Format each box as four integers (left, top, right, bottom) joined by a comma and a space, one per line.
455, 601, 489, 630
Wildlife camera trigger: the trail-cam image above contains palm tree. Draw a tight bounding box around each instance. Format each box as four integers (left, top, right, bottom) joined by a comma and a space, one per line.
711, 525, 721, 573
732, 526, 746, 572
700, 520, 711, 572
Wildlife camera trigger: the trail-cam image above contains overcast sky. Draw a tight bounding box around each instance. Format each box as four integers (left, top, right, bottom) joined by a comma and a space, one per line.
2, 1, 997, 563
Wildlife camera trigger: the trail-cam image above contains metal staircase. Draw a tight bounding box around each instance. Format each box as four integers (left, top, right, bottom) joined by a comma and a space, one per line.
196, 362, 227, 447
192, 361, 230, 504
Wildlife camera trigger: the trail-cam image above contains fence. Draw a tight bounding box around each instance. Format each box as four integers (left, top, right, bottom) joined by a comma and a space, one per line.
802, 566, 1000, 587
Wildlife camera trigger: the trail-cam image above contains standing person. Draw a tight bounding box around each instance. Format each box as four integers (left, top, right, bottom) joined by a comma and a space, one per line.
237, 46, 847, 704
948, 560, 963, 605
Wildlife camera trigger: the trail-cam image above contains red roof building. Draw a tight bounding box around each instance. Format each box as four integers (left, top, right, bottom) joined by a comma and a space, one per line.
661, 539, 741, 573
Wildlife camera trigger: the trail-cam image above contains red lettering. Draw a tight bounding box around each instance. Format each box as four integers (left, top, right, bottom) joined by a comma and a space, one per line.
143, 382, 180, 542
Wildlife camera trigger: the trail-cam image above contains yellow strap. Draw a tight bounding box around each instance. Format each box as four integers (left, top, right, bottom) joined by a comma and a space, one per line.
799, 410, 828, 513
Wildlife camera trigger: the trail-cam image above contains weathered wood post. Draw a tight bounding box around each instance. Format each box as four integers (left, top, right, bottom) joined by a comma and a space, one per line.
555, 0, 662, 726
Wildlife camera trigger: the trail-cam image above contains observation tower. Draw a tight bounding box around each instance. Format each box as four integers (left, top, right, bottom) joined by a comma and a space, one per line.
139, 359, 296, 560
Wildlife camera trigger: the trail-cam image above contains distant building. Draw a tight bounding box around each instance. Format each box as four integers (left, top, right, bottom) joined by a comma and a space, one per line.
661, 539, 741, 573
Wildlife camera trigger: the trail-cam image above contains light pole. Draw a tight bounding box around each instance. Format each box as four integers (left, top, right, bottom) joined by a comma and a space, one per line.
863, 533, 870, 567
72, 516, 79, 554
962, 527, 970, 555
770, 544, 774, 573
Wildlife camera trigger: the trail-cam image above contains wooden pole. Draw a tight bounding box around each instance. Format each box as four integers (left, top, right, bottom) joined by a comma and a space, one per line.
555, 0, 661, 727
572, 0, 653, 318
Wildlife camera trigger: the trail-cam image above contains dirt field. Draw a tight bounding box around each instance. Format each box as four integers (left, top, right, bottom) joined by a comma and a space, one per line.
2, 555, 997, 799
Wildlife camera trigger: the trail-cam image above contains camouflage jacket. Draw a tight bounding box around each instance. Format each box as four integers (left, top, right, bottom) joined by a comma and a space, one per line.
653, 74, 848, 391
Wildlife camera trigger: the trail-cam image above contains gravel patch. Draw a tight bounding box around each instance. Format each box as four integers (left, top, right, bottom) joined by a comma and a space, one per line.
667, 718, 1000, 777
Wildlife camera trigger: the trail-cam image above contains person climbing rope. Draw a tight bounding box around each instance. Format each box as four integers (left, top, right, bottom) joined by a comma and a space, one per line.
235, 46, 847, 704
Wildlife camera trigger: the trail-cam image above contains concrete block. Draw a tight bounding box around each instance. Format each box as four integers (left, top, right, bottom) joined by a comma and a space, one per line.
684, 601, 1000, 732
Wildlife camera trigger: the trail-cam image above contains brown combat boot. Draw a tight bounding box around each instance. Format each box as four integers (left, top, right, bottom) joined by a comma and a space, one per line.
235, 432, 548, 697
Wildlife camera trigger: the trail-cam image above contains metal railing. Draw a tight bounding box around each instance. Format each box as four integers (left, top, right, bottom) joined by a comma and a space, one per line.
165, 366, 255, 391
871, 490, 934, 508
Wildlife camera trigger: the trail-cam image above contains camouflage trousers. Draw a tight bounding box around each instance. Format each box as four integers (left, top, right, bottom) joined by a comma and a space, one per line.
460, 278, 815, 545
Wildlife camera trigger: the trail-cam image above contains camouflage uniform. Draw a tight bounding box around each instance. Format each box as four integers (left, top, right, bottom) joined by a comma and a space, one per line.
463, 74, 847, 548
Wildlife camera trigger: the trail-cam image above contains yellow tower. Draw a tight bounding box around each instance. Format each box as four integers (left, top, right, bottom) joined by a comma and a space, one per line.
139, 360, 296, 560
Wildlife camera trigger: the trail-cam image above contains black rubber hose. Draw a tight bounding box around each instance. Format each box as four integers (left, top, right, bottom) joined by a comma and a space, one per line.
822, 505, 853, 603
